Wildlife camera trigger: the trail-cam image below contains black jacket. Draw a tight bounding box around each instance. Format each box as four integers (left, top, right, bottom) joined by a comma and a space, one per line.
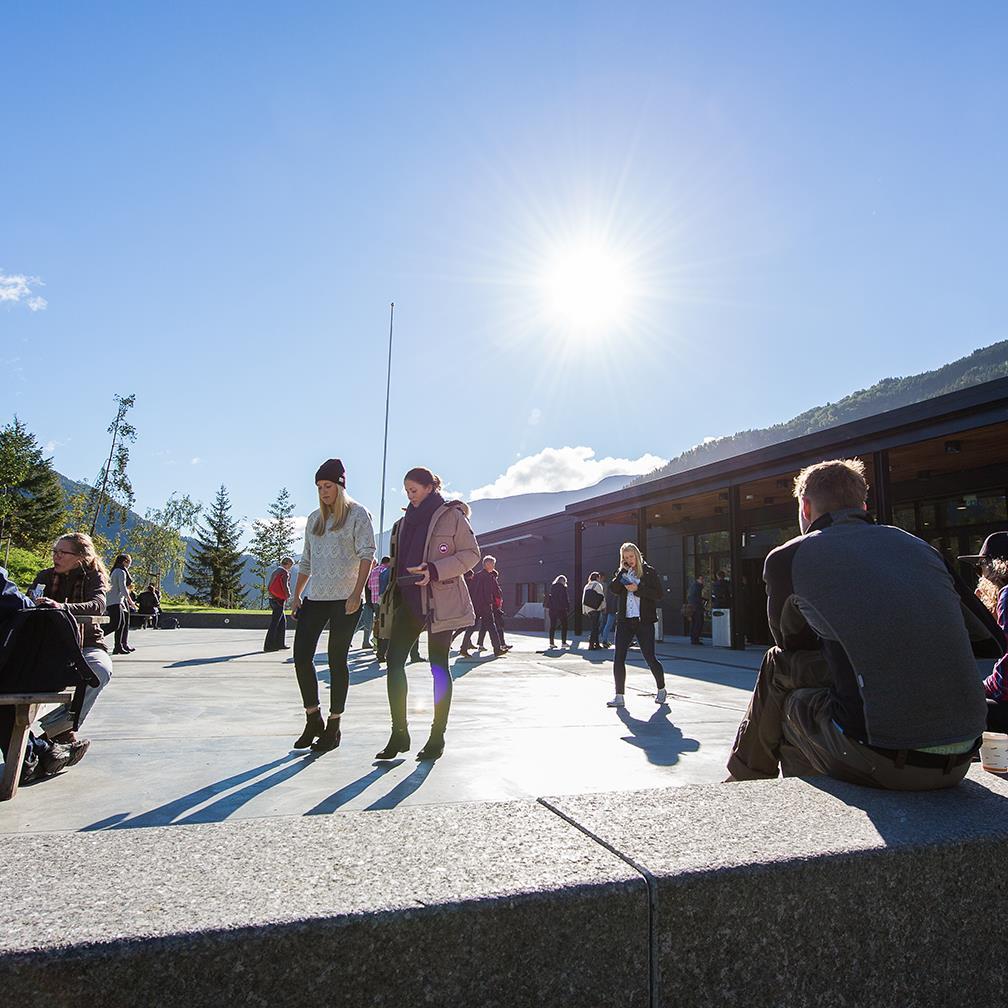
610, 563, 663, 622
547, 583, 570, 615
470, 569, 498, 615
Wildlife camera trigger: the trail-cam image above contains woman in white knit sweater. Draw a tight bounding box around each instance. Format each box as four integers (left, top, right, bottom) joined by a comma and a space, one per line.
289, 458, 376, 753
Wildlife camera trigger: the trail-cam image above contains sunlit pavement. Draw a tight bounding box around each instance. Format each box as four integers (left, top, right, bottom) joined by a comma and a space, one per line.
1, 628, 762, 834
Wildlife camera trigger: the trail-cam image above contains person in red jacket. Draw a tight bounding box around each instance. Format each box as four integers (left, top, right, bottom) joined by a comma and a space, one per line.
263, 558, 294, 652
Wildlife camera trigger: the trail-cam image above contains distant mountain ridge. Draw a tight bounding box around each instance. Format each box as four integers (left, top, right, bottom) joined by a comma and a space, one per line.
628, 340, 1008, 487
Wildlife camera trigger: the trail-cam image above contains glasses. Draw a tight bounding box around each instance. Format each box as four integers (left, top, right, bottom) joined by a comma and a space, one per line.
52, 548, 81, 558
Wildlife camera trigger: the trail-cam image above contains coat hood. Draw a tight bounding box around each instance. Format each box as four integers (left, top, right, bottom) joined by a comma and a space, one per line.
444, 498, 471, 518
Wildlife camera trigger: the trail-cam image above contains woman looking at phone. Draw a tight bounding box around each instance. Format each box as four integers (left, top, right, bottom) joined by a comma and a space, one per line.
375, 467, 479, 761
289, 458, 376, 753
607, 542, 667, 709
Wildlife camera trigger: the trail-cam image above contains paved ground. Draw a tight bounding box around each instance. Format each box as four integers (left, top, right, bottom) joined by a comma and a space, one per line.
2, 627, 763, 834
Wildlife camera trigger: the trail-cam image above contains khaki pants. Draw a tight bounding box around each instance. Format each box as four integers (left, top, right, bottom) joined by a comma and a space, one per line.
728, 647, 972, 791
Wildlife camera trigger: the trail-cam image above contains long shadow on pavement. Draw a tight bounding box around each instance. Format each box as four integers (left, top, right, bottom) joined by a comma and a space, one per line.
81, 752, 312, 830
364, 761, 435, 811
305, 760, 404, 815
167, 652, 264, 668
616, 705, 701, 767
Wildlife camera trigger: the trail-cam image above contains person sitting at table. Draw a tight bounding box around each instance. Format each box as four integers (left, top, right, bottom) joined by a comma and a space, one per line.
30, 533, 114, 766
0, 567, 75, 785
137, 582, 161, 629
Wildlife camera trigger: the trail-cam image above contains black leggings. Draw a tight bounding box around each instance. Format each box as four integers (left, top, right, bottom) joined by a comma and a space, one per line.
385, 606, 453, 734
613, 617, 665, 693
293, 599, 359, 715
549, 612, 568, 643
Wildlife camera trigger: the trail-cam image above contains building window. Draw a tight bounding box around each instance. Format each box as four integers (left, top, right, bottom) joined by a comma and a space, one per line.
515, 583, 540, 606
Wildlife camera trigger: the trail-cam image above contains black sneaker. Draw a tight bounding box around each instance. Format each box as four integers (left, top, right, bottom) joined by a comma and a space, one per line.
40, 743, 73, 777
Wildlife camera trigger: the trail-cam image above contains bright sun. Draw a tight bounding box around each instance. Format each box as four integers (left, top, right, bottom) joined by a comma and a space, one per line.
540, 241, 634, 333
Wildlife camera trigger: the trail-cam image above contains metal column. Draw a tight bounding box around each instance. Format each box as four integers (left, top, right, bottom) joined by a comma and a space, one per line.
636, 507, 648, 554
573, 521, 584, 636
873, 450, 893, 525
728, 485, 746, 650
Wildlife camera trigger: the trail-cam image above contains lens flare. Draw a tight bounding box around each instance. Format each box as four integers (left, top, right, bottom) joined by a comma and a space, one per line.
540, 241, 634, 333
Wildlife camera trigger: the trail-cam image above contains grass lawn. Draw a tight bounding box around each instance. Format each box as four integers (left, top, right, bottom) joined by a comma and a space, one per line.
161, 603, 270, 615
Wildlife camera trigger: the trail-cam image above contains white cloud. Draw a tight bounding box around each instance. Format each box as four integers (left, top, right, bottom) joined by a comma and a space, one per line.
190, 457, 201, 465
528, 407, 542, 426
0, 271, 47, 310
469, 446, 670, 501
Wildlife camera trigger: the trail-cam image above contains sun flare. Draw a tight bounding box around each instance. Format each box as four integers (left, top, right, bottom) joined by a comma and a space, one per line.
540, 241, 635, 333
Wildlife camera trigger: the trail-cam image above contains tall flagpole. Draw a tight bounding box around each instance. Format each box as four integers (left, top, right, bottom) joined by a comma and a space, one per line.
377, 302, 394, 558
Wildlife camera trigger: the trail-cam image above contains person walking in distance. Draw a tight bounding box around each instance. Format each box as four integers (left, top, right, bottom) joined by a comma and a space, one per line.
468, 556, 506, 658
263, 557, 294, 652
547, 575, 570, 648
361, 556, 389, 651
582, 571, 606, 649
607, 543, 667, 708
376, 467, 480, 761
600, 584, 618, 647
289, 459, 376, 753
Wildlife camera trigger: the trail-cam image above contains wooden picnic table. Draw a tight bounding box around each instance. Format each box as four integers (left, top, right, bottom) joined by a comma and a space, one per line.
0, 692, 73, 801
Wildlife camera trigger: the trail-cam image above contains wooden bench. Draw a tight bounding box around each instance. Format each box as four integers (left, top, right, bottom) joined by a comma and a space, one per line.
0, 692, 73, 801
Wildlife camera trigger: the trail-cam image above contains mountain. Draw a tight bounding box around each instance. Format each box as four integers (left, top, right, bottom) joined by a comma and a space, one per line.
56, 475, 261, 600
628, 339, 1008, 488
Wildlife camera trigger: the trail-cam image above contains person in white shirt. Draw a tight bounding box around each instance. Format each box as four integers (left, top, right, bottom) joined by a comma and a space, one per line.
607, 543, 667, 708
289, 458, 376, 753
582, 572, 607, 649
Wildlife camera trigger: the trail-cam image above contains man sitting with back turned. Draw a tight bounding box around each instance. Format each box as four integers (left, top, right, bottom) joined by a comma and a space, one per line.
727, 458, 1000, 790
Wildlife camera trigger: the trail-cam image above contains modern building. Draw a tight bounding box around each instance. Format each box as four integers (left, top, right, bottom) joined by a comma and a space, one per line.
479, 377, 1008, 649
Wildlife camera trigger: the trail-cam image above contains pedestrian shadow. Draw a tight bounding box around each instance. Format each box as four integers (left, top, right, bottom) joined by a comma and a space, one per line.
304, 761, 404, 815
364, 761, 435, 810
80, 752, 311, 830
167, 651, 263, 668
616, 705, 701, 767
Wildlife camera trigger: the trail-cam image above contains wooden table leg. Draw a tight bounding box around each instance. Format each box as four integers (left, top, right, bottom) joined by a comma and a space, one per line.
1, 702, 39, 802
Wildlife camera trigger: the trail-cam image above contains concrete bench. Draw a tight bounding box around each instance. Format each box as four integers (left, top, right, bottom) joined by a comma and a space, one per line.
3, 769, 1007, 1006
0, 692, 72, 801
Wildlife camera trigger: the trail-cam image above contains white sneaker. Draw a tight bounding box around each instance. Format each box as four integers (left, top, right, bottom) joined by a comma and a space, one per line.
606, 694, 625, 708
655, 688, 667, 704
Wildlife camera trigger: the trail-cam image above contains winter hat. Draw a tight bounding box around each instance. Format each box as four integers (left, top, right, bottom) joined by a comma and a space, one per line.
315, 458, 346, 486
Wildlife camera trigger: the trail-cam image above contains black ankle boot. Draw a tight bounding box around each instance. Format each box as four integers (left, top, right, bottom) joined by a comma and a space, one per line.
293, 710, 325, 750
416, 730, 445, 761
375, 727, 410, 760
311, 718, 342, 753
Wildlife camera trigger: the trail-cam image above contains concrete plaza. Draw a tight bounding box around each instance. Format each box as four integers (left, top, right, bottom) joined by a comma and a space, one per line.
1, 626, 762, 833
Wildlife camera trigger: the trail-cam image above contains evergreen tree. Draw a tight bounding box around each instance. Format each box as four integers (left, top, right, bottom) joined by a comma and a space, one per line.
127, 494, 201, 589
0, 418, 67, 550
184, 485, 246, 607
248, 488, 296, 608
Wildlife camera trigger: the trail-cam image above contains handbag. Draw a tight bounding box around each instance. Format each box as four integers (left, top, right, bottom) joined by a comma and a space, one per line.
583, 587, 604, 611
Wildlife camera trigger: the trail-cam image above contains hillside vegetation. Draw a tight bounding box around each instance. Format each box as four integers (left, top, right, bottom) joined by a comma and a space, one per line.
628, 340, 1008, 487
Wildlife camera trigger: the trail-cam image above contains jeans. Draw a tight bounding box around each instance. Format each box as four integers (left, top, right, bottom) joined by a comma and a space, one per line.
292, 599, 359, 715
39, 647, 114, 737
690, 606, 704, 643
613, 617, 665, 693
356, 599, 379, 647
106, 604, 131, 651
264, 598, 287, 650
549, 612, 568, 645
474, 609, 503, 651
601, 612, 616, 644
385, 606, 453, 735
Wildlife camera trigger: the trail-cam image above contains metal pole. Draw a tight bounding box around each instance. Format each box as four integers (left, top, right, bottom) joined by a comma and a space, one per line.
377, 302, 395, 558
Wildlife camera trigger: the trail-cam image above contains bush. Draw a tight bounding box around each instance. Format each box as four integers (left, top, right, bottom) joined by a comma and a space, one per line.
3, 545, 50, 592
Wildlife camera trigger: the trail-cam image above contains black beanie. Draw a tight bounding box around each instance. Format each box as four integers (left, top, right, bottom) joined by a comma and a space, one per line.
315, 458, 346, 486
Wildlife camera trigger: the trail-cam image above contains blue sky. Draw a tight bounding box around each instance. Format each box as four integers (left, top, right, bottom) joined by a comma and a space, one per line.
3, 2, 1006, 539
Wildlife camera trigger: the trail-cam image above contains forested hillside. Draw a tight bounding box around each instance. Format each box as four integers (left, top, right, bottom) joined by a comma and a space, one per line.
628, 340, 1008, 487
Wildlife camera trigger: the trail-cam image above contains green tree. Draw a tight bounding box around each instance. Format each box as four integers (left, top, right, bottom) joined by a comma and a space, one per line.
65, 493, 116, 566
184, 485, 246, 608
89, 393, 137, 536
127, 493, 202, 589
247, 488, 296, 608
0, 417, 67, 552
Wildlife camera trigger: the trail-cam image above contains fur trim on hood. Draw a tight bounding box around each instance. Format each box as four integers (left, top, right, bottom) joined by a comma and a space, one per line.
445, 498, 471, 518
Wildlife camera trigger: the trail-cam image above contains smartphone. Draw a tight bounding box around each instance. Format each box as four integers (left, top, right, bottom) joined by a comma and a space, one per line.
397, 573, 425, 587
29, 584, 45, 601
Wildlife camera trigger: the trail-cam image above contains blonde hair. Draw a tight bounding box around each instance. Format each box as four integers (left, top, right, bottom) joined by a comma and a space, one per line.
620, 542, 644, 578
977, 560, 1008, 616
793, 459, 868, 512
313, 484, 353, 536
56, 532, 109, 579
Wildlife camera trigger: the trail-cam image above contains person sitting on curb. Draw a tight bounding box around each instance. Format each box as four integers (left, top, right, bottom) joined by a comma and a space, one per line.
726, 458, 1002, 790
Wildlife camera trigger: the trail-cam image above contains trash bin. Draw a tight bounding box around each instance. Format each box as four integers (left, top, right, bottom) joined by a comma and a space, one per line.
711, 608, 731, 647
655, 608, 664, 642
